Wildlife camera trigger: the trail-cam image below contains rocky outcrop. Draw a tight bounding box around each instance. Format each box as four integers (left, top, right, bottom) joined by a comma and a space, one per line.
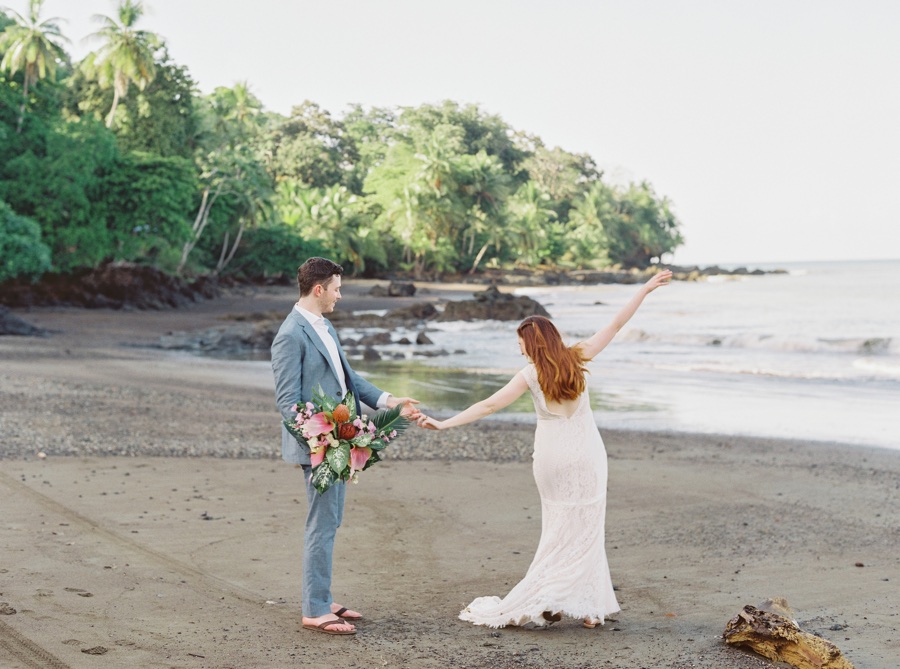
439, 264, 787, 286
369, 281, 417, 297
436, 285, 550, 322
0, 306, 46, 336
0, 262, 220, 310
159, 321, 278, 356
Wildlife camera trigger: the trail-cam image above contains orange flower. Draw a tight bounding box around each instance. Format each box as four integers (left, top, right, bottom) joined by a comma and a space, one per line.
332, 404, 351, 423
338, 423, 358, 440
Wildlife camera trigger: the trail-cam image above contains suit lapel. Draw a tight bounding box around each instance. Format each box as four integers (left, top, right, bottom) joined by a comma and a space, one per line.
326, 320, 361, 413
292, 311, 343, 385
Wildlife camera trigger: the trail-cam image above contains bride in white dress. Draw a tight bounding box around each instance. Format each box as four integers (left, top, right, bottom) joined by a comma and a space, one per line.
418, 270, 672, 629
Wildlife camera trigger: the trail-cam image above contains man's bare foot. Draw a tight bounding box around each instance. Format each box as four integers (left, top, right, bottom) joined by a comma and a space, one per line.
331, 603, 362, 620
302, 613, 355, 635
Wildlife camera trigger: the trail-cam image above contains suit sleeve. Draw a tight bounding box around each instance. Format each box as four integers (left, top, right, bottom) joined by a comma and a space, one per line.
347, 368, 386, 410
271, 326, 303, 422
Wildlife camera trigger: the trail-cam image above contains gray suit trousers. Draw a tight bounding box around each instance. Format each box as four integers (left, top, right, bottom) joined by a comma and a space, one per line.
300, 465, 345, 617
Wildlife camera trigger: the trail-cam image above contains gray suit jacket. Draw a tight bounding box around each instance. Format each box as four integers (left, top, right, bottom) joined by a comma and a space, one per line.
271, 309, 385, 465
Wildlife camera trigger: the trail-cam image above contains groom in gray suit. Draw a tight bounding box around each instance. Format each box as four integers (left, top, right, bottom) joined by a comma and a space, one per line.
271, 257, 419, 635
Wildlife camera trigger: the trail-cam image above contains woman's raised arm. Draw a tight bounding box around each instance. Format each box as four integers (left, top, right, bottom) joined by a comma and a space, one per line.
577, 270, 673, 360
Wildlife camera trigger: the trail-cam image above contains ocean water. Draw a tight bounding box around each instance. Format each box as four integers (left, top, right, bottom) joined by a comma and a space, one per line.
358, 259, 900, 450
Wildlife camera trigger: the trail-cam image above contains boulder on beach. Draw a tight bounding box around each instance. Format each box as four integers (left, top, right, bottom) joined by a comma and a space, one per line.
437, 285, 550, 322
369, 281, 416, 297
159, 321, 277, 355
0, 306, 46, 336
384, 302, 437, 321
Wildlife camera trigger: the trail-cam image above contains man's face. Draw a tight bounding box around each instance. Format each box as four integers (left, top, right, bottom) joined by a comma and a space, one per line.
317, 275, 342, 313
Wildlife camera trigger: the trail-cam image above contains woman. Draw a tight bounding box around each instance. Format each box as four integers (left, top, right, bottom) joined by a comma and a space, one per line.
418, 270, 672, 629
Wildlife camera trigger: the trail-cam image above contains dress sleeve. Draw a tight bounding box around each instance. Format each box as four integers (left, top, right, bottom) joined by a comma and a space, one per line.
520, 363, 537, 393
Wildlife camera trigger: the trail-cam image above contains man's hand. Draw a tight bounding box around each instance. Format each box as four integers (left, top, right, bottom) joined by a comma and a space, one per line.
386, 396, 422, 419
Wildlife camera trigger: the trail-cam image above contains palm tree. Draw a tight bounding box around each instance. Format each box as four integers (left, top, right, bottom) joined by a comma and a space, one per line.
0, 0, 69, 132
82, 0, 159, 128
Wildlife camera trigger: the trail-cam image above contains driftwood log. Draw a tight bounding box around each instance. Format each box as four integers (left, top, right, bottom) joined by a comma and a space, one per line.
723, 603, 854, 669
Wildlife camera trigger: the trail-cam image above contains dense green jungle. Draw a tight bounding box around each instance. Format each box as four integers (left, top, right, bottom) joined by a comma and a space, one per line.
1, 0, 683, 292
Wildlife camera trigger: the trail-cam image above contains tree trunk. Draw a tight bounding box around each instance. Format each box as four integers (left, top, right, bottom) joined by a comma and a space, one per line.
214, 220, 246, 275
15, 78, 29, 134
469, 242, 490, 274
105, 88, 121, 129
177, 183, 222, 275
723, 605, 854, 669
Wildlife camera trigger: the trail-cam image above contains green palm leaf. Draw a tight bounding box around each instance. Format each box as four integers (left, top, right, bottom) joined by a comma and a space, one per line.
371, 405, 410, 437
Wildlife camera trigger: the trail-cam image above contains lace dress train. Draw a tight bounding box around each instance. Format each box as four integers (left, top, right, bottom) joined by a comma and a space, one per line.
459, 364, 620, 627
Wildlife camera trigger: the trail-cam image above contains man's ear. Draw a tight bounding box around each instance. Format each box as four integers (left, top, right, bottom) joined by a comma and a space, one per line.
312, 284, 322, 297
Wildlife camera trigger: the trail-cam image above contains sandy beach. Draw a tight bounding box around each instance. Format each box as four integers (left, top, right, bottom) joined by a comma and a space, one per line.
1, 282, 898, 669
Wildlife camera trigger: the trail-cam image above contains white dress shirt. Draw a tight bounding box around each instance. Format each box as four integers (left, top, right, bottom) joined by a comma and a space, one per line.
295, 305, 390, 409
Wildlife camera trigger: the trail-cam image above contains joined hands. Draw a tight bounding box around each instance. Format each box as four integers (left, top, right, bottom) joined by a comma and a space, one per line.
387, 396, 422, 420
416, 415, 443, 430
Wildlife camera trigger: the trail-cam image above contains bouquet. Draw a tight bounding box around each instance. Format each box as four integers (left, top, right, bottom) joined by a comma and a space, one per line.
284, 386, 409, 494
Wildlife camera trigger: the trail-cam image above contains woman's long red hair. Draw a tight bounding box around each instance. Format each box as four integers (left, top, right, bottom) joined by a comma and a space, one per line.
517, 316, 588, 402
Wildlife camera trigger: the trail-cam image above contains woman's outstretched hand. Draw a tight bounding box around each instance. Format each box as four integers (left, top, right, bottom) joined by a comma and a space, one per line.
644, 269, 673, 293
416, 414, 445, 430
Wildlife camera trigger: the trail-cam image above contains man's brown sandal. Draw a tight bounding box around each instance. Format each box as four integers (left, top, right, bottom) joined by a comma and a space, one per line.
334, 606, 362, 621
302, 618, 356, 635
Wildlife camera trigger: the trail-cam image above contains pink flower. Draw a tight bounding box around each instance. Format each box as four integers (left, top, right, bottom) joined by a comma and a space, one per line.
303, 412, 334, 437
305, 402, 315, 412
310, 449, 326, 468
349, 446, 371, 476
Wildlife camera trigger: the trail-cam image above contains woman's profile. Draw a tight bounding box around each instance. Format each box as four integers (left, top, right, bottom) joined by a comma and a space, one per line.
418, 270, 672, 628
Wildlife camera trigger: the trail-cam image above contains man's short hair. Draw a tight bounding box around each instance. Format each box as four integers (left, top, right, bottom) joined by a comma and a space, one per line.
297, 257, 344, 297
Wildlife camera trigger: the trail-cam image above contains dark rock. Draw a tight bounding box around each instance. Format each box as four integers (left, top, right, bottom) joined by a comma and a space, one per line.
388, 281, 416, 297
369, 281, 416, 297
362, 347, 381, 361
159, 321, 278, 354
0, 306, 46, 336
416, 331, 434, 345
398, 337, 412, 345
81, 647, 108, 655
437, 285, 550, 322
0, 261, 220, 310
359, 331, 392, 346
384, 302, 437, 321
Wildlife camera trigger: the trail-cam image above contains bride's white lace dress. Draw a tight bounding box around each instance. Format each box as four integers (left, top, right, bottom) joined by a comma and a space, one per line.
459, 363, 621, 627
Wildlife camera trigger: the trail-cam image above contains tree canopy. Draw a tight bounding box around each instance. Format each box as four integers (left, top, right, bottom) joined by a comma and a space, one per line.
0, 2, 684, 284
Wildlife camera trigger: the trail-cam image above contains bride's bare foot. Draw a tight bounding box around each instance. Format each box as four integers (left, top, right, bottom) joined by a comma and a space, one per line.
583, 617, 602, 628
331, 603, 362, 620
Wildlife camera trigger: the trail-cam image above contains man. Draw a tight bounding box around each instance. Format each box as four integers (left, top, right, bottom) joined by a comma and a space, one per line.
271, 257, 419, 635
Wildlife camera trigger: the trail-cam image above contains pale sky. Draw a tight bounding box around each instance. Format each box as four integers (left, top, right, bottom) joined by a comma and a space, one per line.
7, 0, 900, 265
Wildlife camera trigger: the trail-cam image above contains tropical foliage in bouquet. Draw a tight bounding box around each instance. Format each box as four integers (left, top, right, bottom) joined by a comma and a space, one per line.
284, 386, 408, 494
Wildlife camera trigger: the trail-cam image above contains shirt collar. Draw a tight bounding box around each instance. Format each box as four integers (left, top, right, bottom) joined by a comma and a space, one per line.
294, 304, 326, 328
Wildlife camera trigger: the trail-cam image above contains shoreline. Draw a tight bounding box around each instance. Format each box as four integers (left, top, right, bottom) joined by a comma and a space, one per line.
2, 280, 896, 461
